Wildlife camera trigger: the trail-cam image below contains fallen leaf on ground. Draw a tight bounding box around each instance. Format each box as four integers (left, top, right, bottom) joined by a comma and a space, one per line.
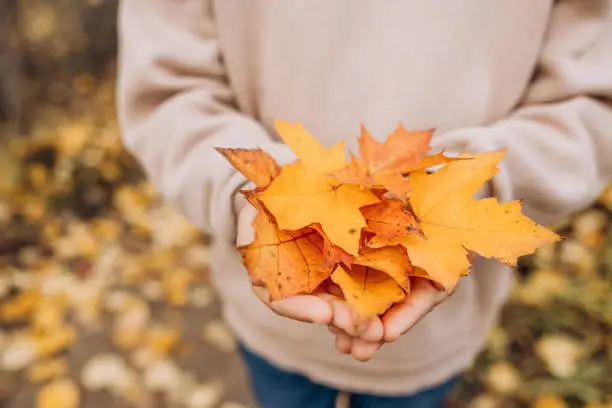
35, 326, 76, 358
27, 358, 68, 383
533, 395, 569, 408
535, 334, 584, 378
201, 320, 237, 354
36, 378, 80, 408
144, 359, 183, 394
184, 382, 223, 408
484, 361, 522, 395
81, 353, 140, 401
0, 290, 40, 323
145, 326, 180, 357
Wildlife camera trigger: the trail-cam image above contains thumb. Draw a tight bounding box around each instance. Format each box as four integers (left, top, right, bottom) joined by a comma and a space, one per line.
253, 286, 333, 325
236, 202, 258, 246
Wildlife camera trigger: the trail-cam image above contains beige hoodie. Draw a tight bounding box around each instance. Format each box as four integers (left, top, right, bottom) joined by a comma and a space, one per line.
117, 0, 612, 395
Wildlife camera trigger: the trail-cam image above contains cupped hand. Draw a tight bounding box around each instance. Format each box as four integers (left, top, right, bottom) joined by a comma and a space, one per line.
236, 197, 339, 326
235, 196, 450, 362
382, 277, 449, 342
328, 277, 451, 361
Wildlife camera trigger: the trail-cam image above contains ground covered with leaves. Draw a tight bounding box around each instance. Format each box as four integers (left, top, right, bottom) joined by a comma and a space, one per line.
1, 1, 611, 407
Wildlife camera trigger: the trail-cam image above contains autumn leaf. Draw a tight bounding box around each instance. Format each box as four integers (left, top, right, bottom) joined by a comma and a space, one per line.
258, 163, 379, 255
27, 359, 69, 383
331, 265, 406, 317
310, 223, 354, 267
358, 123, 433, 175
413, 151, 467, 172
383, 232, 472, 291
37, 378, 80, 408
395, 151, 561, 290
215, 147, 281, 188
332, 147, 411, 196
353, 246, 413, 292
238, 209, 335, 300
274, 120, 346, 173
222, 121, 561, 316
243, 191, 353, 267
332, 125, 461, 196
361, 198, 423, 241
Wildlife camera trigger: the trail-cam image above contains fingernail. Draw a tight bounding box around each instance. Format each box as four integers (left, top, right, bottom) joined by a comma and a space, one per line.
355, 321, 369, 334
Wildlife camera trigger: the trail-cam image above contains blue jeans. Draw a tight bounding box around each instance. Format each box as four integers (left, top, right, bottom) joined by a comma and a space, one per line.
239, 344, 459, 408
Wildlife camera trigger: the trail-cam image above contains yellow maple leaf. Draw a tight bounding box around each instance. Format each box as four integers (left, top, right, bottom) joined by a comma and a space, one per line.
215, 147, 281, 188
27, 358, 69, 383
331, 265, 406, 317
36, 378, 80, 408
274, 120, 347, 174
258, 163, 379, 255
352, 246, 413, 292
387, 151, 561, 290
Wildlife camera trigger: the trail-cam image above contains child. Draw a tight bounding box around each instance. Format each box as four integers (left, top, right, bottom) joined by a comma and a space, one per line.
117, 1, 612, 407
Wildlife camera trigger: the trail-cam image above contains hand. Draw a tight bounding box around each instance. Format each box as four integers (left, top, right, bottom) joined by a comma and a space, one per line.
327, 299, 385, 362
236, 199, 333, 325
328, 278, 451, 361
235, 197, 450, 361
382, 277, 449, 342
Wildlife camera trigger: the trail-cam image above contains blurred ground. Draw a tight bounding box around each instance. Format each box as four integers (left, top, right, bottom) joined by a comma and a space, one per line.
0, 1, 611, 408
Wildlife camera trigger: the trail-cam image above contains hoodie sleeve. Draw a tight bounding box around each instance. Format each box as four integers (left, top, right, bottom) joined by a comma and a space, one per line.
116, 0, 294, 241
432, 0, 612, 226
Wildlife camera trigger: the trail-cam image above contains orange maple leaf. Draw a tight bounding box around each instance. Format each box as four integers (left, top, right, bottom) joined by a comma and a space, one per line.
332, 125, 462, 196
238, 208, 335, 300
215, 147, 281, 188
361, 198, 423, 241
358, 124, 433, 175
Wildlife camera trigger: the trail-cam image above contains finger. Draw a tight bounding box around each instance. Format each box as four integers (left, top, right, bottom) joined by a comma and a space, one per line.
236, 204, 258, 246
350, 338, 382, 362
252, 285, 271, 304
253, 286, 333, 325
358, 316, 384, 343
328, 316, 382, 343
330, 300, 370, 336
382, 278, 448, 342
334, 331, 353, 354
271, 296, 333, 324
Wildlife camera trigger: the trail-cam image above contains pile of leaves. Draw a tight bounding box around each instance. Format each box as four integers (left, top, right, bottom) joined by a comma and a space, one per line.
0, 75, 246, 408
219, 121, 560, 316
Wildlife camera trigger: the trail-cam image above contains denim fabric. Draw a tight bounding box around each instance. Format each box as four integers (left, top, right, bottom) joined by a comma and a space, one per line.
239, 344, 459, 408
